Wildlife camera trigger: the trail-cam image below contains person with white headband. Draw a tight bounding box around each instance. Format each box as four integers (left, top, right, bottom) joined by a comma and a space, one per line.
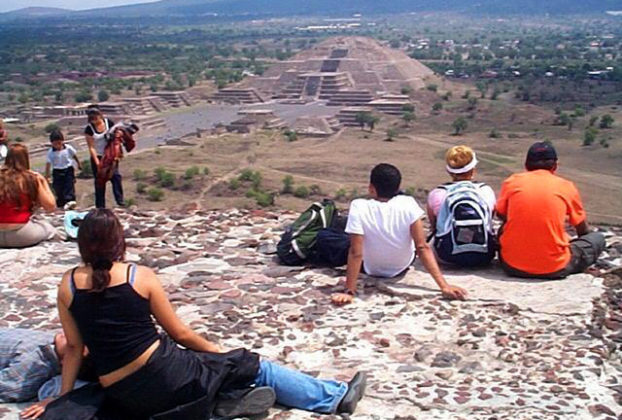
426, 145, 497, 267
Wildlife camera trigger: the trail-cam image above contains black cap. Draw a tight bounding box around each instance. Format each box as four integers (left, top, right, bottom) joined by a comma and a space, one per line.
526, 142, 557, 162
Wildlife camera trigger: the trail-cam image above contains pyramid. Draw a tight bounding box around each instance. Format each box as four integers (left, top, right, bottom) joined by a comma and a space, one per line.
241, 36, 435, 103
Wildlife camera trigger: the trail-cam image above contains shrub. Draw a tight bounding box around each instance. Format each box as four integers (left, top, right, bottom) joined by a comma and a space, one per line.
309, 184, 322, 195
401, 86, 413, 95
136, 182, 148, 194
133, 169, 147, 181
98, 90, 110, 102
452, 117, 468, 135
293, 186, 309, 198
183, 166, 200, 180
124, 198, 136, 207
203, 167, 210, 175
432, 102, 443, 113
467, 97, 478, 110
462, 90, 471, 99
401, 104, 415, 113
284, 130, 298, 142
489, 128, 502, 138
147, 188, 164, 202
386, 128, 398, 141
589, 116, 598, 127
44, 123, 60, 134
282, 175, 294, 194
404, 187, 416, 196
247, 189, 274, 207
402, 111, 415, 124
600, 114, 614, 129
13, 136, 24, 143
229, 178, 240, 190
238, 169, 255, 182
426, 84, 438, 92
442, 91, 452, 101
583, 127, 598, 146
573, 105, 585, 117
334, 188, 347, 201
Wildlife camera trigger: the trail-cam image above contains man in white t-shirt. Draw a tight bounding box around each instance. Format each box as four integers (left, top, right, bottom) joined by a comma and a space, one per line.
332, 164, 468, 305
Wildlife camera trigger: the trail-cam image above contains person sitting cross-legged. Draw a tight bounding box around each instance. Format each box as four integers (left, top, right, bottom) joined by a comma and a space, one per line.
332, 163, 468, 306
496, 141, 606, 279
426, 145, 497, 267
22, 209, 366, 420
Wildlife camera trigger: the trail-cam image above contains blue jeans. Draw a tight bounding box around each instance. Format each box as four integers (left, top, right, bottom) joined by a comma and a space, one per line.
254, 360, 347, 413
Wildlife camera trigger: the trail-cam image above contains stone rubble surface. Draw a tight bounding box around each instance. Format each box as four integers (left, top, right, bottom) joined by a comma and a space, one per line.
0, 209, 621, 420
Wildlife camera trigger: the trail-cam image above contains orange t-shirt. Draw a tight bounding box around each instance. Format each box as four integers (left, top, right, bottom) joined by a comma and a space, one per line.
495, 170, 586, 275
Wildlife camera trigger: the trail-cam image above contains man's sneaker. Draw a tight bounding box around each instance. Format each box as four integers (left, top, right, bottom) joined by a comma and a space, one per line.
63, 201, 77, 210
213, 386, 276, 419
336, 371, 367, 414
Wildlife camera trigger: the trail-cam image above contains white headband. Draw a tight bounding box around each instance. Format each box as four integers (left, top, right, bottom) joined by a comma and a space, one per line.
446, 153, 478, 174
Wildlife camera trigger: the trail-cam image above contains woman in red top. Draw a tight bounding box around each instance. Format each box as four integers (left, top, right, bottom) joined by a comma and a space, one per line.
0, 144, 58, 248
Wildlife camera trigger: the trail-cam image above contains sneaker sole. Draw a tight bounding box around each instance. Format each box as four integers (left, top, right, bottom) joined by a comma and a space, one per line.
214, 386, 276, 418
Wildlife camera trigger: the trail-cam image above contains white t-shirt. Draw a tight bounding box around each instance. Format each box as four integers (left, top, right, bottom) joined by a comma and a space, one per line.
345, 195, 425, 277
46, 145, 77, 170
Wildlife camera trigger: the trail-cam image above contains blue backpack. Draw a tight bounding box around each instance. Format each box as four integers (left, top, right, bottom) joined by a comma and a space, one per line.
433, 181, 495, 266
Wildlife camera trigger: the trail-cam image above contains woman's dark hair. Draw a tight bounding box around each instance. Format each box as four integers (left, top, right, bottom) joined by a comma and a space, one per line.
77, 209, 126, 292
86, 105, 103, 122
370, 163, 401, 199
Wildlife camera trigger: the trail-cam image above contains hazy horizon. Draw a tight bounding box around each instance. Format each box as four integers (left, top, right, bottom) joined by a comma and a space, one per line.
0, 0, 159, 13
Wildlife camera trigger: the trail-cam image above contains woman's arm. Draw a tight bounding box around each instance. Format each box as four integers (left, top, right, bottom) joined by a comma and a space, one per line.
34, 172, 57, 211
57, 273, 84, 395
139, 266, 222, 352
85, 135, 99, 167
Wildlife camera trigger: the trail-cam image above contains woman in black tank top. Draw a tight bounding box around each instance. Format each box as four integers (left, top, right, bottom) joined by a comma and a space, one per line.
23, 209, 365, 419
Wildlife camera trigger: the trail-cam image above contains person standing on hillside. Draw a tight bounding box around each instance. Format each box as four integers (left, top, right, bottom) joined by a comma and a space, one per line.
84, 105, 124, 209
44, 129, 82, 209
496, 142, 605, 279
331, 163, 467, 305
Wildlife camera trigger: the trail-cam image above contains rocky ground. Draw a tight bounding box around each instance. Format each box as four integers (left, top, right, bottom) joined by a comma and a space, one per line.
1, 208, 621, 420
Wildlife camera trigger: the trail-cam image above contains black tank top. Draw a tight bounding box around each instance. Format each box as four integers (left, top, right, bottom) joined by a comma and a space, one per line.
68, 264, 160, 376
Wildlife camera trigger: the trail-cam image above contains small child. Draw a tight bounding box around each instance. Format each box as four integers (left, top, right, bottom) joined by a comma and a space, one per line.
45, 129, 82, 209
0, 119, 8, 165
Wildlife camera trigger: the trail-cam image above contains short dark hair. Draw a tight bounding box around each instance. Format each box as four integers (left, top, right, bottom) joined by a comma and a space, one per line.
526, 159, 557, 171
370, 163, 401, 198
49, 129, 64, 142
86, 105, 102, 119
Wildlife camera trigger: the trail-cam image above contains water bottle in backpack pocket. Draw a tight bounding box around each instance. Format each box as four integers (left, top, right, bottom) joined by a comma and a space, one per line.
433, 182, 496, 267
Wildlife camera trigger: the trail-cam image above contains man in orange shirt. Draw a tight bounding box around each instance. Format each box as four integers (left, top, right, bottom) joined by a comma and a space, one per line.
496, 142, 605, 279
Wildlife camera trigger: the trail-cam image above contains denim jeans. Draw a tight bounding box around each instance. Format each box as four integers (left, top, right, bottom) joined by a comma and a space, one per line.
91, 157, 124, 209
254, 360, 347, 414
52, 166, 76, 208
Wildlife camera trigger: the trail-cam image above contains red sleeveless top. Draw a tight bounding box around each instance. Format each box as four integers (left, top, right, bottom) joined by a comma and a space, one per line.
0, 194, 32, 224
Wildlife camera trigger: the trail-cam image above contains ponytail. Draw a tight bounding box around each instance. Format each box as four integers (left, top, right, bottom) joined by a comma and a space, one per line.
91, 258, 113, 292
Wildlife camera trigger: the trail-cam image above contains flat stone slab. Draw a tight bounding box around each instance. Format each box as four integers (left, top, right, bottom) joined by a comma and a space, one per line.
372, 261, 603, 315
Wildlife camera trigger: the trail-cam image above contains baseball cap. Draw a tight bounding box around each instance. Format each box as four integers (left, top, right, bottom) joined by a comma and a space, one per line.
526, 142, 557, 162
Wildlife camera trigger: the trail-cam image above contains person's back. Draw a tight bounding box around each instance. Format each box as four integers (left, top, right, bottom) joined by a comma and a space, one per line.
347, 194, 422, 277
496, 142, 605, 278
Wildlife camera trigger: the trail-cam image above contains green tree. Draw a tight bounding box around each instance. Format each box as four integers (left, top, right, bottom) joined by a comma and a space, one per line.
293, 185, 309, 198
74, 91, 93, 103
467, 97, 478, 111
452, 117, 468, 135
402, 111, 415, 125
432, 102, 443, 113
476, 81, 488, 98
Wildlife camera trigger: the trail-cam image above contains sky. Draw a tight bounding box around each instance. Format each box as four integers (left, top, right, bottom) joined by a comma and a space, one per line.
0, 0, 159, 13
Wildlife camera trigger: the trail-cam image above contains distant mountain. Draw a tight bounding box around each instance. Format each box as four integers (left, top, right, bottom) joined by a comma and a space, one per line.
1, 0, 621, 21
1, 7, 70, 17
84, 0, 622, 17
